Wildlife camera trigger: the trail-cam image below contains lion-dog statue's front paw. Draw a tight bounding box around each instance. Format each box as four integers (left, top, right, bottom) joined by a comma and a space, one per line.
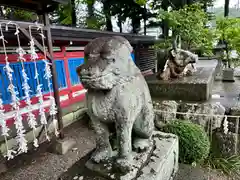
91, 148, 112, 163
115, 155, 133, 173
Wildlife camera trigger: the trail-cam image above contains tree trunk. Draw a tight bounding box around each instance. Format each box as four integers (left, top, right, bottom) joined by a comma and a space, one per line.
161, 4, 169, 38
132, 17, 141, 34
224, 0, 230, 17
203, 2, 207, 12
87, 1, 95, 17
103, 0, 113, 31
224, 0, 230, 67
162, 20, 169, 38
0, 7, 4, 18
71, 0, 77, 26
86, 0, 95, 28
106, 16, 113, 31
117, 16, 122, 33
143, 4, 147, 35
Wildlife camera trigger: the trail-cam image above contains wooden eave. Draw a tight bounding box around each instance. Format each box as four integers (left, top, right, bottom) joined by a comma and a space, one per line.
0, 20, 160, 47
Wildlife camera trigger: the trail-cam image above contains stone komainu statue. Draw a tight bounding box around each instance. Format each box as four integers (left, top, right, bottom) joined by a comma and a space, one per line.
156, 48, 198, 80
76, 36, 154, 171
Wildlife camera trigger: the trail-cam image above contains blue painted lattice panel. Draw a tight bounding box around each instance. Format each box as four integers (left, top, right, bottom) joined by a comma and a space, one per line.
0, 60, 67, 104
54, 60, 67, 90
131, 53, 135, 63
68, 58, 84, 86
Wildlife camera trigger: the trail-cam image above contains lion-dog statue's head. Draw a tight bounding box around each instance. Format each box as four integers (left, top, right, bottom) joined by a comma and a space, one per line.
157, 48, 198, 80
168, 48, 198, 68
76, 36, 139, 90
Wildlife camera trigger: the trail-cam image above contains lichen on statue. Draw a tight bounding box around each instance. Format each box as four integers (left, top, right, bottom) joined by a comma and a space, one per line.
156, 48, 198, 81
76, 36, 154, 172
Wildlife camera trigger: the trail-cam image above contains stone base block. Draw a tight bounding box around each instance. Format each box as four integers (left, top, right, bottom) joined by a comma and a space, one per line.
146, 67, 215, 101
137, 132, 179, 180
85, 131, 179, 180
222, 68, 235, 82
51, 138, 76, 155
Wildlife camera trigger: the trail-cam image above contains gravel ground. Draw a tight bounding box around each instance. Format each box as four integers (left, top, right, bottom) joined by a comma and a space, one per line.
0, 119, 96, 180
174, 164, 233, 180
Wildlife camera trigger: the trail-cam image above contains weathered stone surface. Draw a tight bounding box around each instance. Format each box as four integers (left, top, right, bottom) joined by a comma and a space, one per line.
177, 102, 225, 131
228, 102, 240, 133
84, 131, 179, 180
212, 130, 240, 157
153, 100, 225, 131
51, 138, 76, 155
222, 68, 235, 82
137, 132, 179, 180
153, 100, 178, 128
76, 36, 155, 172
146, 67, 215, 101
85, 140, 154, 180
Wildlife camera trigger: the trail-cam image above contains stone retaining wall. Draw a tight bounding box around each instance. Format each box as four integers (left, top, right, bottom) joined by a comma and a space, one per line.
153, 100, 240, 157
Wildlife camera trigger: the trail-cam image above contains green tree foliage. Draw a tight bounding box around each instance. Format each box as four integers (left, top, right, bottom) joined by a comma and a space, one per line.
148, 0, 214, 37
54, 2, 73, 25
1, 7, 37, 22
107, 0, 147, 33
161, 120, 210, 164
216, 17, 240, 67
0, 1, 76, 25
85, 9, 106, 29
159, 3, 216, 55
52, 0, 82, 26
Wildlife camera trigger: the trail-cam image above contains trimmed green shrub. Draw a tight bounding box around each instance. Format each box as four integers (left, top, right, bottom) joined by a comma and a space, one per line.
161, 120, 210, 164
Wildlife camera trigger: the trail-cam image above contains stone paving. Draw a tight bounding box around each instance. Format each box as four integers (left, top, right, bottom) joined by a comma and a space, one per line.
211, 77, 240, 109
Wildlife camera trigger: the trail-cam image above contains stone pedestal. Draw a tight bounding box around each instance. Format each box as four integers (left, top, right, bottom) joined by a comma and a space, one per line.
137, 132, 179, 180
85, 132, 179, 180
146, 67, 215, 101
222, 68, 235, 82
50, 138, 76, 155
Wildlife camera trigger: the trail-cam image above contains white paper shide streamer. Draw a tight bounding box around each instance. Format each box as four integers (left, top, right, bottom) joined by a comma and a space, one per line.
0, 98, 16, 160
29, 26, 50, 141
15, 25, 39, 148
40, 30, 59, 137
0, 23, 28, 155
223, 115, 229, 134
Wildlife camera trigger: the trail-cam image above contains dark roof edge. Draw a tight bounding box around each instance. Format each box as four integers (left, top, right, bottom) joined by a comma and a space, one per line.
0, 20, 161, 45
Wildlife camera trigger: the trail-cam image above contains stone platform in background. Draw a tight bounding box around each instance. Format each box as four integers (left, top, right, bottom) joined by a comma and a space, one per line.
146, 67, 216, 102
60, 132, 179, 180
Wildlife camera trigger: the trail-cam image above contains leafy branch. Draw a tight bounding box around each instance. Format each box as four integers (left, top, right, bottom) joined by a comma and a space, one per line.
158, 3, 217, 56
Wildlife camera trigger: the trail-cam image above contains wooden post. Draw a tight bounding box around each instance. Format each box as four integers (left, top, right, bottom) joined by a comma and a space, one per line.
134, 42, 140, 69
43, 13, 64, 139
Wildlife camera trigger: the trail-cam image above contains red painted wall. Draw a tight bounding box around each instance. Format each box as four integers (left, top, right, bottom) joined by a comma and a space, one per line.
0, 47, 86, 126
